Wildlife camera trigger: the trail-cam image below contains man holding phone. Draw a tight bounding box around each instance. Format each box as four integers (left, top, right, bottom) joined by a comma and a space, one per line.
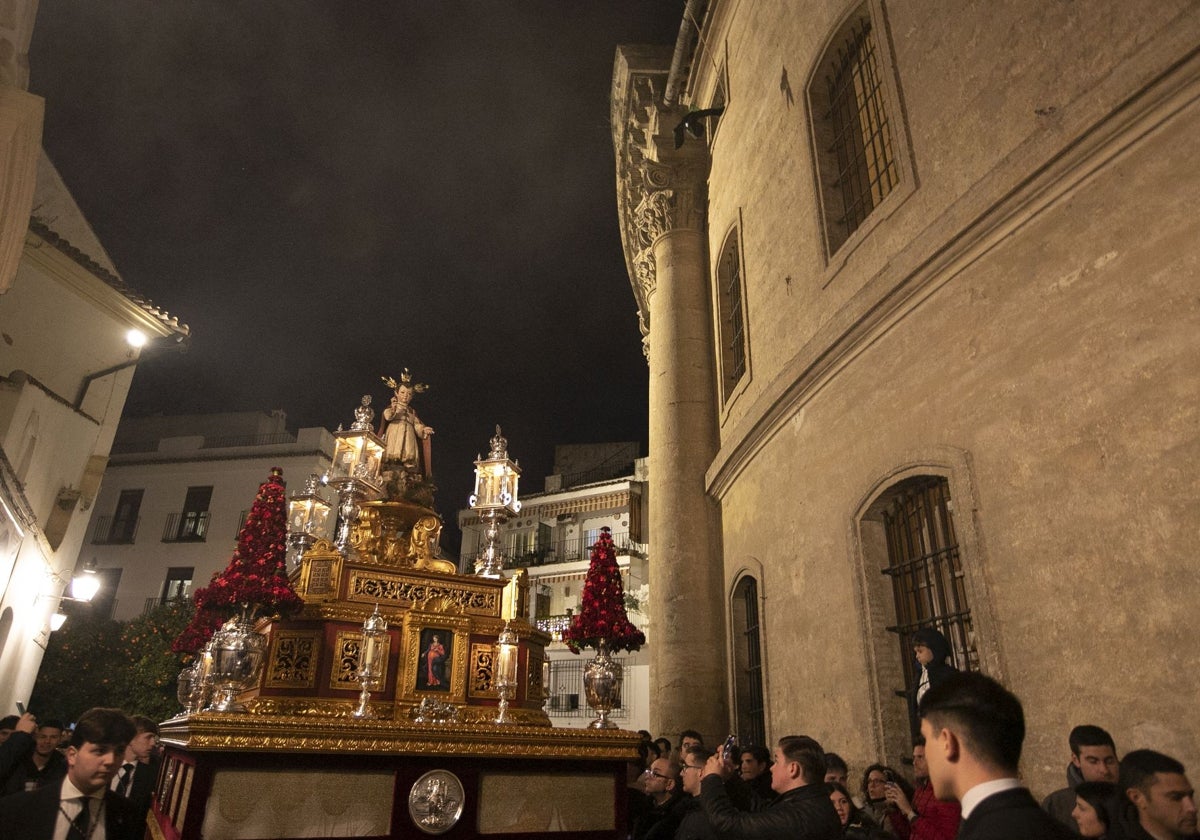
0, 711, 37, 790
3, 715, 67, 794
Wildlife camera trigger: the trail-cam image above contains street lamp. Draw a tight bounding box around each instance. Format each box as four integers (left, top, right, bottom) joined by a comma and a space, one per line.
69, 567, 100, 602
469, 426, 521, 578
286, 473, 333, 570
326, 396, 385, 557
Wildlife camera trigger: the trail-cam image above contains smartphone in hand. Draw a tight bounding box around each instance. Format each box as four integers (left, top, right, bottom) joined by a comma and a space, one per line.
15, 701, 25, 715
722, 734, 737, 762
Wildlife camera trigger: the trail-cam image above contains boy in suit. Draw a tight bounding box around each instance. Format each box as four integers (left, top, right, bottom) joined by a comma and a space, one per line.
0, 707, 141, 840
919, 672, 1073, 840
111, 715, 160, 825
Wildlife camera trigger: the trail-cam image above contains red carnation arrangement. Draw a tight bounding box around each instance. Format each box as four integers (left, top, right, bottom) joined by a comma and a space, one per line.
562, 527, 645, 654
172, 467, 303, 654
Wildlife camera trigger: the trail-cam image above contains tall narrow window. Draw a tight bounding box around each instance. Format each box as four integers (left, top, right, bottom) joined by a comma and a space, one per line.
716, 227, 748, 402
731, 576, 766, 748
880, 477, 977, 696
161, 566, 194, 603
810, 5, 901, 255
164, 486, 212, 542
109, 489, 143, 543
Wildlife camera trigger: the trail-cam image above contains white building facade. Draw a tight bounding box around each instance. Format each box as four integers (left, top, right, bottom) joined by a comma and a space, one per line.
458, 442, 651, 731
80, 411, 333, 621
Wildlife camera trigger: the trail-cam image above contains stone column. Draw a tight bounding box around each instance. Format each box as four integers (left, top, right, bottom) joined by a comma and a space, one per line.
0, 0, 43, 295
648, 230, 727, 741
613, 47, 727, 742
628, 150, 727, 742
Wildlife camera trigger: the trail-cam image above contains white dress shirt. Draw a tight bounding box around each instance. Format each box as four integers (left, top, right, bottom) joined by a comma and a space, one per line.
959, 777, 1024, 820
54, 776, 106, 840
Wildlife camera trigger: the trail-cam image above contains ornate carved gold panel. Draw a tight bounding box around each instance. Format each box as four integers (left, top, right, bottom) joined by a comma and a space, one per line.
330, 630, 392, 692
265, 630, 322, 689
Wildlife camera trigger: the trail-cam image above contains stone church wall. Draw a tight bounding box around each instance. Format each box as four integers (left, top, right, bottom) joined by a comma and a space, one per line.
692, 0, 1200, 794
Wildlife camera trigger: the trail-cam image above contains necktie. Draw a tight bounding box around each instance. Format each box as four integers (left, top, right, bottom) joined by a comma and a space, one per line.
70, 797, 91, 838
117, 762, 136, 796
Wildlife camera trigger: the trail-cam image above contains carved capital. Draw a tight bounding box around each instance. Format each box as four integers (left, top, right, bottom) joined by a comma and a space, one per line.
632, 248, 656, 299
613, 46, 710, 359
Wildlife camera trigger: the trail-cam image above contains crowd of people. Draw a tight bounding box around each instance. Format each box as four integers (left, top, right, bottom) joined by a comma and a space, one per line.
628, 631, 1196, 840
0, 628, 1192, 840
0, 706, 159, 839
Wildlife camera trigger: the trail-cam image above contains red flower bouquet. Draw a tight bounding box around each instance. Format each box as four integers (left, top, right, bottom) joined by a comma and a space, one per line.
562, 527, 645, 654
172, 467, 303, 654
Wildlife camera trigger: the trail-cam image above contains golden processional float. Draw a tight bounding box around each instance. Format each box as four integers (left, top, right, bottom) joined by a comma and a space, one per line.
154, 382, 639, 840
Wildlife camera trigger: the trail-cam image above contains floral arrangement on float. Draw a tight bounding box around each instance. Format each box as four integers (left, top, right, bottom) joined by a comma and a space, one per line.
172, 467, 304, 713
562, 526, 644, 728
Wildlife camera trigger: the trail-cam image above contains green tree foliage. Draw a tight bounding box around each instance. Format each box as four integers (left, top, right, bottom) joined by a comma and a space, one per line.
30, 599, 194, 722
28, 608, 121, 720
111, 598, 196, 721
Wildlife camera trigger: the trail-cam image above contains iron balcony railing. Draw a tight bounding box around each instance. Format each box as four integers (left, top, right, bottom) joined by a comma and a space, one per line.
545, 657, 628, 721
162, 511, 210, 543
535, 614, 574, 641
90, 514, 140, 544
110, 431, 297, 455
460, 530, 645, 566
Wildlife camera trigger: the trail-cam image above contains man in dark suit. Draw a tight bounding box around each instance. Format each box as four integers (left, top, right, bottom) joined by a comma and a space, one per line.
0, 707, 142, 840
919, 672, 1074, 840
112, 714, 161, 826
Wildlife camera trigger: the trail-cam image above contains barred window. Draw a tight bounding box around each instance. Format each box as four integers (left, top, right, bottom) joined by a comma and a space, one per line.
810, 6, 900, 254
880, 477, 978, 696
731, 575, 766, 748
716, 227, 748, 402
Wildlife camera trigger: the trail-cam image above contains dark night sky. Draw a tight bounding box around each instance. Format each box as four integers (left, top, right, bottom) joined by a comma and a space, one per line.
29, 1, 684, 553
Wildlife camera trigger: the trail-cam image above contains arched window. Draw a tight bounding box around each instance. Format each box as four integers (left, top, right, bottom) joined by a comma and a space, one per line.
715, 226, 749, 403
879, 476, 978, 695
730, 575, 765, 747
809, 3, 901, 255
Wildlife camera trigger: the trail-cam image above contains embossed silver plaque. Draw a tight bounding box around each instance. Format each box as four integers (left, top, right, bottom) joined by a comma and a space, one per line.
408, 769, 465, 835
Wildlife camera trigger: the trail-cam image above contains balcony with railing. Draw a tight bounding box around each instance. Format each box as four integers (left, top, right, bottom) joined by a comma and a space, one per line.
161, 511, 210, 542
90, 514, 140, 545
461, 530, 646, 568
545, 656, 628, 722
111, 431, 297, 455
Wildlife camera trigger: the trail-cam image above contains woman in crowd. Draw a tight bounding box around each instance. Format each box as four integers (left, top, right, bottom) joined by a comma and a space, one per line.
831, 781, 889, 840
860, 764, 912, 837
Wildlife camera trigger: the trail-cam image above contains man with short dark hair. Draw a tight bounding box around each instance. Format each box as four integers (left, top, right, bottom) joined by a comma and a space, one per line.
112, 714, 161, 824
676, 745, 719, 840
919, 672, 1072, 839
3, 716, 68, 794
0, 707, 142, 840
885, 737, 961, 840
823, 752, 849, 787
742, 744, 777, 805
681, 729, 704, 754
1042, 725, 1120, 831
1120, 749, 1198, 840
633, 755, 685, 840
700, 734, 842, 839
0, 714, 19, 744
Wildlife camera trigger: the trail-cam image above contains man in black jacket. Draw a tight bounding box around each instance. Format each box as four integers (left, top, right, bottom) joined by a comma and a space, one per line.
699, 734, 841, 839
1119, 749, 1198, 840
920, 672, 1073, 840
